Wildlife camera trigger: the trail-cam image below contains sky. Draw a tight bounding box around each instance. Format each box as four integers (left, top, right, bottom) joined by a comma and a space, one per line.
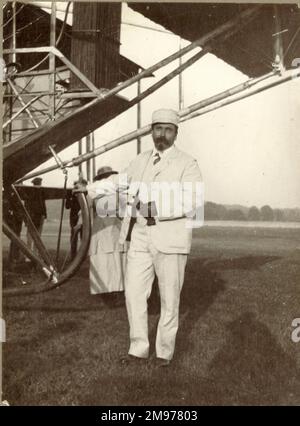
27, 2, 300, 209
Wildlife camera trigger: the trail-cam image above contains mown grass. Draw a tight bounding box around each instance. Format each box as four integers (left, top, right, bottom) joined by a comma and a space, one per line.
3, 226, 300, 405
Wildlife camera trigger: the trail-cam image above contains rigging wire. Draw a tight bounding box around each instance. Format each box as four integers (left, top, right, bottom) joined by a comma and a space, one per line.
12, 80, 65, 119
3, 16, 44, 42
2, 4, 25, 29
3, 76, 35, 118
284, 25, 300, 59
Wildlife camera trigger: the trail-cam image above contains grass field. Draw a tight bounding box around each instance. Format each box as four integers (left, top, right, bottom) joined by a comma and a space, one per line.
2, 225, 300, 405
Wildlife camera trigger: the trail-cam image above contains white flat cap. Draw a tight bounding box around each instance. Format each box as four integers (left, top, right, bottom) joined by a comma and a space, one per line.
152, 109, 179, 126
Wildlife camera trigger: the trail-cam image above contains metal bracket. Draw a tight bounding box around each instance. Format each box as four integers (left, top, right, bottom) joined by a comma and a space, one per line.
272, 54, 285, 76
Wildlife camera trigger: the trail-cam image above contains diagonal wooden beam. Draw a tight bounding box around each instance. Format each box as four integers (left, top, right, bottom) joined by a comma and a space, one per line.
3, 95, 129, 183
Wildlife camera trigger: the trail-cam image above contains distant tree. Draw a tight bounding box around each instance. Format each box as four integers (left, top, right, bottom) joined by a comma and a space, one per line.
204, 202, 219, 220
204, 202, 227, 220
273, 208, 284, 221
282, 208, 300, 222
248, 206, 260, 221
260, 205, 274, 221
225, 209, 246, 221
217, 205, 227, 220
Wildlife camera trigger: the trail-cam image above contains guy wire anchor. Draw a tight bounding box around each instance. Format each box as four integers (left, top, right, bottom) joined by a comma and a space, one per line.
43, 265, 59, 284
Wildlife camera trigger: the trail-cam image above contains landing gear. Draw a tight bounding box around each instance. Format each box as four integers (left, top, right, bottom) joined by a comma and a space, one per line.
3, 188, 91, 296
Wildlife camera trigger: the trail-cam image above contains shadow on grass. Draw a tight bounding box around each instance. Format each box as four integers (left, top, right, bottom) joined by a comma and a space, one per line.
78, 313, 300, 406
147, 255, 280, 358
206, 255, 281, 271
203, 312, 300, 405
4, 253, 299, 405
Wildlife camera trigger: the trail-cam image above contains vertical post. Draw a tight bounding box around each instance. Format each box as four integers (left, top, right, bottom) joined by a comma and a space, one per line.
78, 140, 82, 175
178, 37, 184, 110
12, 2, 16, 64
86, 134, 91, 183
0, 3, 3, 405
49, 2, 56, 120
137, 69, 142, 154
92, 133, 96, 180
273, 5, 284, 69
6, 2, 17, 143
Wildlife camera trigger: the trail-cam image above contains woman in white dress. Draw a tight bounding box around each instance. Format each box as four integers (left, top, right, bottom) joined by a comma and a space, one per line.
88, 167, 127, 295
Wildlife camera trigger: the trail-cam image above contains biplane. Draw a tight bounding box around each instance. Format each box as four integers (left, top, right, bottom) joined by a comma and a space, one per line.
2, 1, 300, 296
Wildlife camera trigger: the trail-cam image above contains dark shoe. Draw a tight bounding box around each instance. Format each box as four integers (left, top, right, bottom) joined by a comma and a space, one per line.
119, 354, 147, 366
154, 357, 171, 368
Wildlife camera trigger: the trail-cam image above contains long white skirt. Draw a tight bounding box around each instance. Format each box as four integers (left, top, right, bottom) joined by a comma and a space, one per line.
89, 251, 126, 295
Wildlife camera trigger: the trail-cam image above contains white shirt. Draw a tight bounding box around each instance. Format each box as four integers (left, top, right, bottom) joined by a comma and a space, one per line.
152, 144, 175, 160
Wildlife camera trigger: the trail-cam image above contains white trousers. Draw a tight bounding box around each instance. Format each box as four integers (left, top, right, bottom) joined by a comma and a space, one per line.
125, 223, 187, 360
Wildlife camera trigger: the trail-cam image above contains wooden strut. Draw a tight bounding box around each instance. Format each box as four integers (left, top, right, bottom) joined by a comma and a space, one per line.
10, 66, 68, 78
181, 69, 300, 122
3, 193, 92, 297
49, 1, 56, 120
10, 185, 57, 271
4, 6, 261, 105
15, 7, 263, 182
6, 78, 39, 128
2, 95, 44, 129
4, 6, 261, 173
273, 5, 284, 72
19, 67, 299, 182
70, 69, 300, 166
2, 221, 56, 279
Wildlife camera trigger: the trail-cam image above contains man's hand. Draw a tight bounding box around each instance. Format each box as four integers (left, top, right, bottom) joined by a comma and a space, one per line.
116, 183, 130, 193
86, 181, 129, 199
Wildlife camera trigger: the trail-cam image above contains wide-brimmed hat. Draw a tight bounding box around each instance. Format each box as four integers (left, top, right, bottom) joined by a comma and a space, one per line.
31, 177, 42, 185
94, 166, 118, 181
152, 109, 179, 127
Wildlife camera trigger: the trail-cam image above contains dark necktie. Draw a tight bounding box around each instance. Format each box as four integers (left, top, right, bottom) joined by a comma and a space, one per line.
153, 153, 161, 165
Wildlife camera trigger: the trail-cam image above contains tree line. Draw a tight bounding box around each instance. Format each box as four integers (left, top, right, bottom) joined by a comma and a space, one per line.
204, 202, 300, 222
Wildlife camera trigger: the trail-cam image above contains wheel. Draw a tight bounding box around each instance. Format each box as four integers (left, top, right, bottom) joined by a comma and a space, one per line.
2, 187, 91, 296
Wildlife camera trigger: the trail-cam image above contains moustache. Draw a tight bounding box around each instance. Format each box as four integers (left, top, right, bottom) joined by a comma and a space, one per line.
155, 137, 167, 144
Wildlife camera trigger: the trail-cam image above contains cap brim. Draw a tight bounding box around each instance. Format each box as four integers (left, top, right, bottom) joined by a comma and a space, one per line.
93, 171, 118, 181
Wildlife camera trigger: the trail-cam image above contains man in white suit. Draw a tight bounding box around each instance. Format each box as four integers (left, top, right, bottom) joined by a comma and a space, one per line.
86, 109, 203, 367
